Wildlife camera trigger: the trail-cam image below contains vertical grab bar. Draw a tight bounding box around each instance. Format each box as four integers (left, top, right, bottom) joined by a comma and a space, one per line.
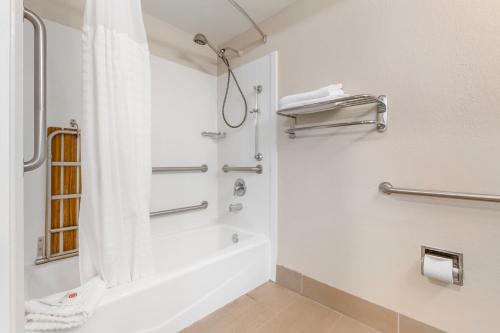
251, 85, 263, 161
23, 8, 47, 172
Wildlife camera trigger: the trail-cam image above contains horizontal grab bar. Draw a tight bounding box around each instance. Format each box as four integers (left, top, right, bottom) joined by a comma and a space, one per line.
150, 201, 208, 217
379, 182, 500, 203
222, 164, 262, 174
152, 165, 208, 173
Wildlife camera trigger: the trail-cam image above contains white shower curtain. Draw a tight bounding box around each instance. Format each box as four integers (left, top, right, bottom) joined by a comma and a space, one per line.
79, 0, 154, 287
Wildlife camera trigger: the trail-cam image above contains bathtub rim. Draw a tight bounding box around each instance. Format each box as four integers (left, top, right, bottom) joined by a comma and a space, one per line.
26, 224, 270, 306
102, 224, 269, 305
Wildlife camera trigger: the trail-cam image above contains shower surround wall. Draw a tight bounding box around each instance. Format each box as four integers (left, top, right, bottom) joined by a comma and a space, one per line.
223, 1, 500, 332
23, 19, 219, 266
217, 53, 278, 278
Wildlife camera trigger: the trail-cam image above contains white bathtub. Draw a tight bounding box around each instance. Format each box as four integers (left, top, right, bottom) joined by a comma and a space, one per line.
25, 224, 271, 332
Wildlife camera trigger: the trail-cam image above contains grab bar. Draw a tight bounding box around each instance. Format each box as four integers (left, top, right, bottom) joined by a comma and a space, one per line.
379, 182, 500, 203
24, 8, 47, 172
152, 165, 208, 173
222, 164, 263, 174
150, 201, 208, 217
250, 85, 263, 161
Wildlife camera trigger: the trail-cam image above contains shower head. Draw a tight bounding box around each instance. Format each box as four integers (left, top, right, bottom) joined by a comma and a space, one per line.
193, 33, 222, 57
193, 33, 208, 46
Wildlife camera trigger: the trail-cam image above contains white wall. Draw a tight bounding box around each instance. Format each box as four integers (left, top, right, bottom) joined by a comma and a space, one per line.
23, 19, 82, 266
149, 55, 218, 235
1, 0, 24, 331
222, 1, 500, 332
217, 53, 278, 276
24, 20, 218, 266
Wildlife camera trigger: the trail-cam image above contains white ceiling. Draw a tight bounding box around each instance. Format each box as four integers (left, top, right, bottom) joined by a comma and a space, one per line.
142, 0, 298, 45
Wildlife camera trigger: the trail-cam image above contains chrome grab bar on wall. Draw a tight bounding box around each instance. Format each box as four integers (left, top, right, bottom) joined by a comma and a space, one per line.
150, 201, 208, 217
251, 85, 264, 161
222, 164, 263, 174
24, 8, 47, 172
379, 182, 500, 203
152, 165, 208, 173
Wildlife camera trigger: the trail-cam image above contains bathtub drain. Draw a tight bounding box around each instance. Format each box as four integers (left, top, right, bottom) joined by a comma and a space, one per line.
232, 233, 239, 243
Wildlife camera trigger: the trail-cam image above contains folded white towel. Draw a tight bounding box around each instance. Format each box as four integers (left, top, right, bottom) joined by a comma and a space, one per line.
25, 276, 106, 332
279, 84, 343, 108
280, 91, 349, 110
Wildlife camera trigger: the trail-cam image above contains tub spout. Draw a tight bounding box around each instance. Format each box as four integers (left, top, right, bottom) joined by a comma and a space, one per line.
229, 203, 243, 213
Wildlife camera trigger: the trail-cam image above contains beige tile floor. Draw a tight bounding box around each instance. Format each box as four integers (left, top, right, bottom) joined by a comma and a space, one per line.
182, 282, 380, 333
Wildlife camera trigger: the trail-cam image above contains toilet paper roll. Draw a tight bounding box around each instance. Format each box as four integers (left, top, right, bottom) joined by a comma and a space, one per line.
423, 254, 454, 284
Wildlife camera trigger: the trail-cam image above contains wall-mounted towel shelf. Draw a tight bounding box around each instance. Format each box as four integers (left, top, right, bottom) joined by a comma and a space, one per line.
379, 182, 500, 203
277, 94, 388, 138
152, 165, 208, 173
222, 164, 263, 174
150, 201, 208, 217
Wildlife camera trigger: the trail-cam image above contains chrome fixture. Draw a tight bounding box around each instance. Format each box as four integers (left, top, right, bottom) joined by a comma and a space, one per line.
36, 121, 80, 265
229, 203, 243, 213
421, 246, 464, 286
193, 33, 247, 128
24, 8, 47, 172
233, 178, 247, 197
70, 118, 78, 129
193, 33, 248, 128
277, 95, 388, 138
193, 33, 222, 55
379, 182, 500, 203
222, 164, 263, 174
193, 33, 240, 58
227, 0, 267, 44
152, 165, 208, 173
232, 233, 239, 243
201, 131, 226, 139
150, 201, 208, 217
251, 85, 264, 161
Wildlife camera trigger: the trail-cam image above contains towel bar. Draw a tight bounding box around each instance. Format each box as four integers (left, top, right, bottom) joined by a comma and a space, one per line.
277, 95, 388, 138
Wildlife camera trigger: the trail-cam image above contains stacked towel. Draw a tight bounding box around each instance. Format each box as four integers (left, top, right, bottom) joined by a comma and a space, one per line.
25, 276, 106, 332
279, 84, 347, 110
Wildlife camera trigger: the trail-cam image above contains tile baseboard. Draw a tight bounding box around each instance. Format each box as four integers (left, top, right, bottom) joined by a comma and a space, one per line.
399, 314, 446, 333
276, 265, 303, 293
276, 265, 446, 333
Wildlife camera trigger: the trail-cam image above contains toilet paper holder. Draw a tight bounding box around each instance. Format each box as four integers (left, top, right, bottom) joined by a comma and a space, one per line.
421, 246, 464, 286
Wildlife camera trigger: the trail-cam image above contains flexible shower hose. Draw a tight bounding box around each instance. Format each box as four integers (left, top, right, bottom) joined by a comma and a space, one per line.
221, 56, 248, 129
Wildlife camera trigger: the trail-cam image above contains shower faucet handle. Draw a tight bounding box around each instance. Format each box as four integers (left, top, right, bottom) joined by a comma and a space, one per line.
234, 178, 247, 197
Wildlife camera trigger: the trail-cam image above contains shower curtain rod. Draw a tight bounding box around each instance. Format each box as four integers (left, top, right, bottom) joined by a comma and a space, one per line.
227, 0, 267, 43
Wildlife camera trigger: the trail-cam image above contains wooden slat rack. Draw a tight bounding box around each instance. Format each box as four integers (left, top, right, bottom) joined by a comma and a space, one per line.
36, 120, 80, 265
